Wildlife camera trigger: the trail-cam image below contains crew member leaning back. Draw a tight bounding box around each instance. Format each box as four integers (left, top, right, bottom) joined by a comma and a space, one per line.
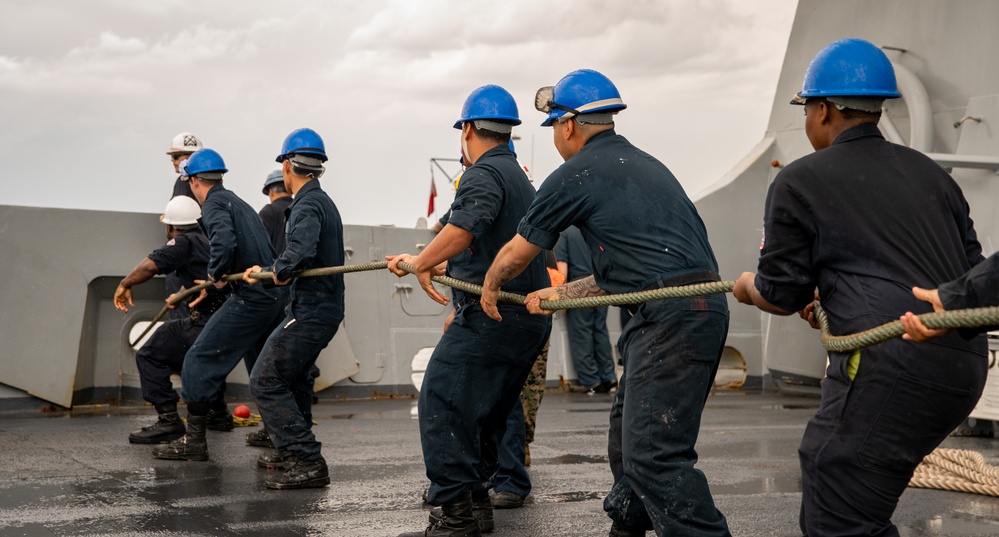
243, 128, 345, 491
734, 38, 987, 537
389, 84, 551, 537
115, 196, 231, 445
151, 148, 288, 463
482, 69, 731, 537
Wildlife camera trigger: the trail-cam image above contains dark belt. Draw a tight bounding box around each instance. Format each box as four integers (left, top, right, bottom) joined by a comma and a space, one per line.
642, 269, 720, 291
452, 292, 479, 310
453, 290, 530, 310
626, 270, 720, 315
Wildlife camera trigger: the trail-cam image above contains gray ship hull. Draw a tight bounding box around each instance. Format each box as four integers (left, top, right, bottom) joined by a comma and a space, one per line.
694, 0, 999, 420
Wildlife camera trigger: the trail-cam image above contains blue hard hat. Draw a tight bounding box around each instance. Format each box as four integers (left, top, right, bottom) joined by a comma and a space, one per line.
262, 170, 284, 195
276, 128, 328, 163
793, 38, 902, 102
453, 85, 521, 129
184, 148, 228, 177
537, 69, 627, 127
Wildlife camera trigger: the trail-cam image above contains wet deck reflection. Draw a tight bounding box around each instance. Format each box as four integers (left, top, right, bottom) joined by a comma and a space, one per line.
1, 391, 997, 536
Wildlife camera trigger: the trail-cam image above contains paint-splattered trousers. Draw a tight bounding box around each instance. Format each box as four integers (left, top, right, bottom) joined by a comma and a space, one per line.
251, 292, 341, 463
422, 301, 550, 505
604, 294, 731, 537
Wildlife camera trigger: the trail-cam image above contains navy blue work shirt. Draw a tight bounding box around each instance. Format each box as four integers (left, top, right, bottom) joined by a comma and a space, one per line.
518, 130, 719, 294
148, 228, 230, 317
260, 195, 293, 256
554, 226, 593, 281
756, 123, 983, 340
198, 183, 277, 284
272, 179, 345, 318
446, 144, 549, 296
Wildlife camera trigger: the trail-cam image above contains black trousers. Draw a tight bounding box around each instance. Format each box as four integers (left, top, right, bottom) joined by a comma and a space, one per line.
136, 315, 220, 407
799, 340, 986, 536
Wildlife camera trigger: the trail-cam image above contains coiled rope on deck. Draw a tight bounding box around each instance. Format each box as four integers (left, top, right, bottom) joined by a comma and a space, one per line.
909, 448, 999, 498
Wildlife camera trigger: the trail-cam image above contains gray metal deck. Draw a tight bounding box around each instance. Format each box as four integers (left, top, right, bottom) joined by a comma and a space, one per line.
1, 390, 998, 536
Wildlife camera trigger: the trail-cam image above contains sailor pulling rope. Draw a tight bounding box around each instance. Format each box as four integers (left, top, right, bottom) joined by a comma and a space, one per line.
125, 259, 999, 499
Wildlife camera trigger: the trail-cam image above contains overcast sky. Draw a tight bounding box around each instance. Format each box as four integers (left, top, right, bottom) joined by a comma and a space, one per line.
0, 0, 796, 227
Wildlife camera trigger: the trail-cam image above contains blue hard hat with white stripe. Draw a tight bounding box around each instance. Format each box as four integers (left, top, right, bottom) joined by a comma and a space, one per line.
537, 69, 627, 127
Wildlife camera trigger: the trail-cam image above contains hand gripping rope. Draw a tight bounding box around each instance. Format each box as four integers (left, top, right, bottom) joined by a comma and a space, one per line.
126, 261, 999, 496
131, 262, 999, 352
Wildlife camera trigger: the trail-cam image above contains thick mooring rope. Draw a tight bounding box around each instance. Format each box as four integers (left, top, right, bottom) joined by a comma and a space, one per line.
815, 302, 999, 353
909, 448, 999, 497
131, 261, 999, 354
127, 260, 999, 497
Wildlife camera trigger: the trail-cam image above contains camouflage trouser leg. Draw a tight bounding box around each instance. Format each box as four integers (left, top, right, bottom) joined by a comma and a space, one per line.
521, 339, 549, 445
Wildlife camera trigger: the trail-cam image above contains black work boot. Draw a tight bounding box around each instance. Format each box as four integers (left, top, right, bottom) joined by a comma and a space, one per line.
264, 457, 330, 489
245, 428, 275, 448
128, 409, 185, 444
399, 491, 480, 537
207, 407, 234, 431
608, 521, 648, 536
431, 490, 493, 533
257, 449, 297, 470
152, 414, 209, 461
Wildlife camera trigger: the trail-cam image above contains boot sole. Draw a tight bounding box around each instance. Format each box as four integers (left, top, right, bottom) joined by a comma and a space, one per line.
264, 476, 330, 489
152, 452, 209, 461
430, 510, 494, 533
129, 434, 184, 445
257, 461, 296, 470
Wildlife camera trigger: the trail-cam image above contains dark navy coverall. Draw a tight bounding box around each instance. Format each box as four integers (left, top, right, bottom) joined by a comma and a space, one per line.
260, 195, 293, 256
136, 229, 229, 406
423, 144, 551, 506
251, 179, 344, 463
555, 226, 615, 387
518, 129, 730, 537
162, 229, 211, 320
181, 183, 287, 411
755, 124, 987, 537
172, 176, 195, 202
438, 204, 538, 501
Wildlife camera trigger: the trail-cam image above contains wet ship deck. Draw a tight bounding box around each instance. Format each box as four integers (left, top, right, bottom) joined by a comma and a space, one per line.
1, 390, 998, 536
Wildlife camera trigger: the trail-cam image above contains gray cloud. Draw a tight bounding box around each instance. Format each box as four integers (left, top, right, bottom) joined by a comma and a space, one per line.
1, 0, 797, 227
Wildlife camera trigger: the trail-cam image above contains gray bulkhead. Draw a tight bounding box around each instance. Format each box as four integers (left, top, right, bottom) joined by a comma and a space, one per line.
695, 0, 999, 399
0, 207, 599, 409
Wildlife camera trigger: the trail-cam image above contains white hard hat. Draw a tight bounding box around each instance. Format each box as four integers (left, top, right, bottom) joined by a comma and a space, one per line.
167, 132, 203, 155
160, 196, 202, 225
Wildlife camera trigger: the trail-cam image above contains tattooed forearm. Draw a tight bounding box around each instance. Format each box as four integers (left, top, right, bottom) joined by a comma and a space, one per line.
494, 264, 520, 287
559, 276, 606, 299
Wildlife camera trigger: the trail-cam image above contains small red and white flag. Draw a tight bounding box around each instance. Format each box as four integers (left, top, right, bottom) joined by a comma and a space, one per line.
427, 178, 437, 217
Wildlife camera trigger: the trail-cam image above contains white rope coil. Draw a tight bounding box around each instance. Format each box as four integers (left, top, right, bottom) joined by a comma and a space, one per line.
908, 448, 999, 497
